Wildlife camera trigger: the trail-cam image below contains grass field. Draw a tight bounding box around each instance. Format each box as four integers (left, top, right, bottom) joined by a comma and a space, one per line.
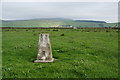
2, 29, 118, 78
1, 20, 117, 27
0, 30, 2, 79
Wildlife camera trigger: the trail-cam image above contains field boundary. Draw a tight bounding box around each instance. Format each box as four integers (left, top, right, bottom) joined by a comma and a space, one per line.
0, 27, 120, 29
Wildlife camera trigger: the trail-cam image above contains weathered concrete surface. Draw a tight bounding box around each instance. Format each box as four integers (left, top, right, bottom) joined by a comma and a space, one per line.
34, 33, 54, 63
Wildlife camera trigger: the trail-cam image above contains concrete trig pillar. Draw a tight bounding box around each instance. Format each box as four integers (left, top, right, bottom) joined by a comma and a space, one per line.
34, 33, 54, 63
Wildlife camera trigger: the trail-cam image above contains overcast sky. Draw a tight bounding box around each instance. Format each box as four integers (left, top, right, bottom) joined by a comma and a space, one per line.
1, 2, 118, 23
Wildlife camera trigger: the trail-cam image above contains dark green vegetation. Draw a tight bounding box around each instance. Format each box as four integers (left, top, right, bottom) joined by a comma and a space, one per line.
0, 30, 1, 79
2, 29, 118, 78
1, 19, 117, 27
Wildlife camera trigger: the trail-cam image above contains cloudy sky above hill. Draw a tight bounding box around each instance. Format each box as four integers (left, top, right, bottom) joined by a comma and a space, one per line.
1, 2, 118, 23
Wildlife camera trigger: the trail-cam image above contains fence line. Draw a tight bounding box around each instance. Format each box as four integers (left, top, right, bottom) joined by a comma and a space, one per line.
0, 27, 120, 29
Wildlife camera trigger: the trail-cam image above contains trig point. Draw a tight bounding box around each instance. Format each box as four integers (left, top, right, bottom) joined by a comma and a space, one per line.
34, 33, 54, 63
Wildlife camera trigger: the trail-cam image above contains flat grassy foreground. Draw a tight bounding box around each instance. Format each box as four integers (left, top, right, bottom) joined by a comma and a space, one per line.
2, 29, 118, 78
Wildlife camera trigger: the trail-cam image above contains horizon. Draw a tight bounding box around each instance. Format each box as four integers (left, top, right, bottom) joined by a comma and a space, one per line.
1, 18, 117, 23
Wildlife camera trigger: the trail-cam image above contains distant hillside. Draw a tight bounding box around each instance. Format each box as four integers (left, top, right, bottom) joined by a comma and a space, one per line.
30, 18, 71, 20
1, 18, 118, 27
74, 20, 106, 23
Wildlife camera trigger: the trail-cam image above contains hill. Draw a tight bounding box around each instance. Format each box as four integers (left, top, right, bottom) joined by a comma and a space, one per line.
74, 20, 106, 23
1, 18, 118, 27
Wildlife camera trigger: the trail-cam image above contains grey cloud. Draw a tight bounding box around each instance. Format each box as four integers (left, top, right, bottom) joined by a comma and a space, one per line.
2, 2, 118, 22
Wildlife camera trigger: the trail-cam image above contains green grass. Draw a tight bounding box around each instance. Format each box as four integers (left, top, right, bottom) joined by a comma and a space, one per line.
0, 29, 2, 79
2, 29, 118, 78
2, 20, 117, 27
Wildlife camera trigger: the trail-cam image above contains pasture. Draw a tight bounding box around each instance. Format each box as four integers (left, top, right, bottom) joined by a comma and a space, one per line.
2, 19, 117, 27
2, 29, 118, 78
